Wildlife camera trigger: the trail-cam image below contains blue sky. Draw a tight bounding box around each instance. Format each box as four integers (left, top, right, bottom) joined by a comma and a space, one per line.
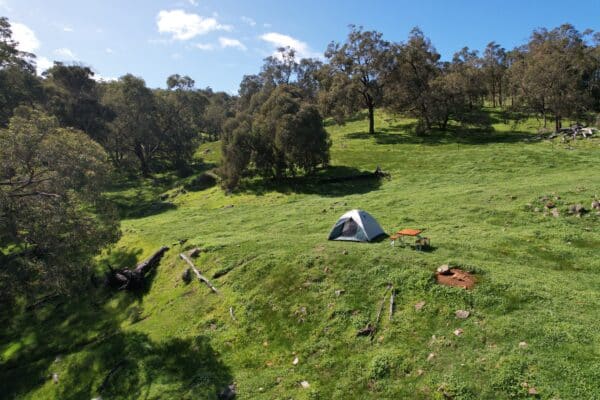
2, 0, 599, 93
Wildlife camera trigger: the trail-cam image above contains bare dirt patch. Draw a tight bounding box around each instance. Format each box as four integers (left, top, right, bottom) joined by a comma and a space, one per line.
435, 268, 476, 289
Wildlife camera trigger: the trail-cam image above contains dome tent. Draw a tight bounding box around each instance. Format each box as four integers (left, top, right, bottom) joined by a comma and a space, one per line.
328, 209, 386, 242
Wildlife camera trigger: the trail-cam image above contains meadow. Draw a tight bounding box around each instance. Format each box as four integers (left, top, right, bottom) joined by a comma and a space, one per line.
1, 110, 599, 399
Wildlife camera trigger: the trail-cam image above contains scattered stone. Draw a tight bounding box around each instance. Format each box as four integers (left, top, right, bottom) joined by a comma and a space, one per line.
437, 264, 451, 275
276, 377, 283, 384
323, 266, 331, 273
292, 356, 299, 365
519, 341, 528, 349
334, 289, 345, 297
533, 207, 540, 212
223, 204, 234, 209
263, 341, 269, 347
265, 360, 273, 367
342, 250, 348, 255
189, 247, 201, 257
454, 328, 464, 337
568, 204, 587, 216
52, 373, 59, 384
455, 310, 470, 319
415, 301, 426, 311
178, 239, 188, 245
592, 200, 600, 210
551, 208, 560, 218
427, 352, 436, 361
544, 201, 555, 209
218, 384, 237, 400
528, 387, 538, 395
416, 369, 424, 376
300, 381, 310, 389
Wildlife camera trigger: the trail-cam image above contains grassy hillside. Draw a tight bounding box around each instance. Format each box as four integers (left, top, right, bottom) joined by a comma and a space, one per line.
2, 110, 599, 399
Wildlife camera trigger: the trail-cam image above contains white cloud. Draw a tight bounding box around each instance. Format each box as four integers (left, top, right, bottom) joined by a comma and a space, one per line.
187, 0, 198, 6
63, 26, 73, 32
36, 56, 53, 75
92, 73, 117, 83
11, 22, 40, 53
54, 47, 76, 59
105, 47, 114, 54
263, 23, 272, 28
194, 42, 214, 51
241, 16, 256, 27
260, 32, 319, 59
156, 9, 231, 40
219, 37, 246, 51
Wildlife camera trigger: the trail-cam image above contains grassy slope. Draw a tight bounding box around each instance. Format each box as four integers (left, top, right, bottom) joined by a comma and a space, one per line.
2, 110, 600, 399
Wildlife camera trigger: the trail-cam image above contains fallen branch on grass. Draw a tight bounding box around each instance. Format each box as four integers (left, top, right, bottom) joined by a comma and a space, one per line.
357, 284, 392, 339
179, 253, 219, 294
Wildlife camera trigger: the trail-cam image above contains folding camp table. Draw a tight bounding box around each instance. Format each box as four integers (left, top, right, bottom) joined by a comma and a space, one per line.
390, 229, 425, 249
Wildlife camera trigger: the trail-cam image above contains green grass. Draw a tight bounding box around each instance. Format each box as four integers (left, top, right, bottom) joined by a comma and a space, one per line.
1, 109, 600, 399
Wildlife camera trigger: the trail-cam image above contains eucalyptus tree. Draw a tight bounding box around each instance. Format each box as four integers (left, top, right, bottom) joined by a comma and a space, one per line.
0, 108, 119, 306
482, 42, 507, 107
386, 28, 441, 131
0, 17, 42, 126
508, 24, 592, 131
101, 74, 160, 175
42, 63, 114, 142
325, 25, 394, 134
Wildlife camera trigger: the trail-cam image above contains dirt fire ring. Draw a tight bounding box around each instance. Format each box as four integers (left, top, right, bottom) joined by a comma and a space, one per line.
435, 268, 476, 289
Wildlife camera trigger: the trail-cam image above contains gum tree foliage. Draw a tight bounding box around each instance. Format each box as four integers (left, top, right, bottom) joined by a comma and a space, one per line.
386, 28, 442, 131
101, 74, 160, 176
324, 25, 394, 134
0, 108, 119, 306
507, 24, 593, 131
155, 74, 208, 174
42, 63, 115, 143
221, 85, 330, 189
482, 42, 507, 107
0, 17, 42, 127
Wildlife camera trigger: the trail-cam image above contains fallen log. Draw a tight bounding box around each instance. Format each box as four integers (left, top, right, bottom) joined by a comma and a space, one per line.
179, 253, 219, 294
106, 246, 169, 290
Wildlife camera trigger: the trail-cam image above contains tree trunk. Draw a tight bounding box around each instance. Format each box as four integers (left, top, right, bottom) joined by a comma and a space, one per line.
134, 142, 150, 177
368, 103, 375, 134
543, 111, 547, 128
498, 79, 503, 107
555, 115, 561, 133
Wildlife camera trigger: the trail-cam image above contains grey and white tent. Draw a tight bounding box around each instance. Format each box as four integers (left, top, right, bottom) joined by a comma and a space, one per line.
328, 209, 386, 242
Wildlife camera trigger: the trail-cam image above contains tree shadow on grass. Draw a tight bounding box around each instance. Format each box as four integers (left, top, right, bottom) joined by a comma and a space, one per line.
56, 333, 232, 400
107, 163, 218, 219
0, 281, 232, 399
238, 165, 384, 197
346, 124, 539, 146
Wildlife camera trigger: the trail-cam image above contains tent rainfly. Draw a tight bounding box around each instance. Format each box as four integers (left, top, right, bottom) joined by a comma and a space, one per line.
328, 209, 386, 242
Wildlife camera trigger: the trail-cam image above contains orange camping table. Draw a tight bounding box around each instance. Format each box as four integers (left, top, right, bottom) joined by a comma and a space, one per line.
391, 229, 424, 247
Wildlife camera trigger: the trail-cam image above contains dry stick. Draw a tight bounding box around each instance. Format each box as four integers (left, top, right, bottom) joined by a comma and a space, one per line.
389, 288, 395, 321
179, 253, 219, 294
229, 307, 236, 321
371, 284, 392, 340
